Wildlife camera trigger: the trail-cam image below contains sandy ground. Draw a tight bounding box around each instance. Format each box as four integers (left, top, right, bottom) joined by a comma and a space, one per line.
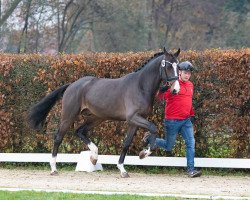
0, 169, 249, 198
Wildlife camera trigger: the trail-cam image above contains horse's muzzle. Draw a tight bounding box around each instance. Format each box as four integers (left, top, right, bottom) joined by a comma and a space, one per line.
171, 89, 178, 94
170, 80, 180, 94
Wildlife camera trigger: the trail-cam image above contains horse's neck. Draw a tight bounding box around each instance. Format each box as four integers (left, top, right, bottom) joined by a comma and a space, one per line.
138, 56, 162, 96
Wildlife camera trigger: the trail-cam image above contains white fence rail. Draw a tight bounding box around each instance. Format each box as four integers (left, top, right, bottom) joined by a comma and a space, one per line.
1, 152, 250, 169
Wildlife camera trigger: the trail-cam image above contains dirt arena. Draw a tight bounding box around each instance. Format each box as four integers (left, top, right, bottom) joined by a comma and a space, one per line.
0, 168, 249, 199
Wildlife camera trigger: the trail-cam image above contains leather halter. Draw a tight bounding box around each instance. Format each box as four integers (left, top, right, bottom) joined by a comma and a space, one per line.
160, 58, 179, 82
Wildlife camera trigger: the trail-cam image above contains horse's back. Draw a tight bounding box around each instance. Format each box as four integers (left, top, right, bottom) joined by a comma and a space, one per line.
63, 76, 96, 96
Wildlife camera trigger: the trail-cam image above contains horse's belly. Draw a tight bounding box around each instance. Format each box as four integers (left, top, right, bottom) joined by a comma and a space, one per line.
88, 106, 126, 121
84, 96, 126, 120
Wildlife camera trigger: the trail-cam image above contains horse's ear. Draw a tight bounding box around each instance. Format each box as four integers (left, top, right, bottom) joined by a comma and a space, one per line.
163, 47, 169, 54
174, 48, 181, 57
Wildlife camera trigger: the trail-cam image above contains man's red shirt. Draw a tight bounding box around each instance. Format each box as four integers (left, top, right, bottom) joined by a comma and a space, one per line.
157, 80, 195, 120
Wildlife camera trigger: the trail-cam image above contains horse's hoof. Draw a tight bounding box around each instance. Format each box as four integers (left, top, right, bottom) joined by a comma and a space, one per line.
90, 156, 97, 165
121, 172, 130, 178
50, 171, 59, 176
139, 150, 146, 159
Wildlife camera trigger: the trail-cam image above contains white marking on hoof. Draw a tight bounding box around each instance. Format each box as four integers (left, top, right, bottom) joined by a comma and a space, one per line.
117, 163, 129, 178
139, 148, 152, 159
90, 156, 97, 165
121, 172, 130, 178
50, 157, 57, 173
50, 171, 58, 176
88, 142, 98, 161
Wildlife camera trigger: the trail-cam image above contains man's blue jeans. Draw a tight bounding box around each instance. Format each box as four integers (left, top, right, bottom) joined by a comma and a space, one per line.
155, 118, 195, 171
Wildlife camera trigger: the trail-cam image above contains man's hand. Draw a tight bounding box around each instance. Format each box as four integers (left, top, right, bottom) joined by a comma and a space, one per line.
159, 85, 169, 93
190, 116, 196, 124
159, 82, 169, 93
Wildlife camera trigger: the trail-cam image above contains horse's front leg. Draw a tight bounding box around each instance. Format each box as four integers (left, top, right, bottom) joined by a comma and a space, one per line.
128, 114, 157, 159
76, 123, 97, 165
117, 125, 138, 178
76, 119, 102, 165
88, 142, 98, 165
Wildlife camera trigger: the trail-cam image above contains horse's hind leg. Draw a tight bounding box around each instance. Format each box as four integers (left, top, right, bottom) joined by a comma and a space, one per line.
117, 125, 138, 178
75, 118, 103, 165
50, 120, 73, 175
50, 95, 81, 175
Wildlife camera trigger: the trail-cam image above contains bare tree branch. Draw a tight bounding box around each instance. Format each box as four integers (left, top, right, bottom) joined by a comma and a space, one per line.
59, 0, 93, 52
18, 0, 32, 53
0, 0, 22, 27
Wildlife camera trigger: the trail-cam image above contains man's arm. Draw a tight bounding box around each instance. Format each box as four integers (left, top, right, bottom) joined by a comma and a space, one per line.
156, 84, 171, 101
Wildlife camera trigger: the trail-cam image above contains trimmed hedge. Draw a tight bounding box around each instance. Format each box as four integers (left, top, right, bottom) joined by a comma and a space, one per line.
0, 49, 249, 158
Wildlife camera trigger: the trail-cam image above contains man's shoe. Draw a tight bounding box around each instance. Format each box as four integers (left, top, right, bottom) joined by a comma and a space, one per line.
188, 169, 202, 178
142, 132, 150, 147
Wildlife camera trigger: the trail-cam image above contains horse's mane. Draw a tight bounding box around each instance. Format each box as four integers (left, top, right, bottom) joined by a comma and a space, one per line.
134, 52, 164, 72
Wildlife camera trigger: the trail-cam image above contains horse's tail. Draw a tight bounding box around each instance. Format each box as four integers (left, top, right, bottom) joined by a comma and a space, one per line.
28, 84, 70, 130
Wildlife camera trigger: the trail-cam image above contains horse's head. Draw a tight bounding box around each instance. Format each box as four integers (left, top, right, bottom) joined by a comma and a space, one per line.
160, 47, 180, 94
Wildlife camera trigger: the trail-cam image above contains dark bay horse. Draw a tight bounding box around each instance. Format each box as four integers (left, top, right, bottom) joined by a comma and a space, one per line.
28, 48, 181, 178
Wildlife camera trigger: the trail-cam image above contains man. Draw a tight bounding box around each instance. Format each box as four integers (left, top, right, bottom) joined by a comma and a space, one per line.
144, 61, 202, 178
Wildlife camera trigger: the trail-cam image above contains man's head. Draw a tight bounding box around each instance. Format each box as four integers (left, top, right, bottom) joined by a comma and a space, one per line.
178, 61, 194, 82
